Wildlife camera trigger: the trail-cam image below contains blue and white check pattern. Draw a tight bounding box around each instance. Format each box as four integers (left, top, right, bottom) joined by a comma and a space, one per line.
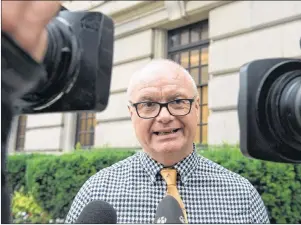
65, 145, 270, 224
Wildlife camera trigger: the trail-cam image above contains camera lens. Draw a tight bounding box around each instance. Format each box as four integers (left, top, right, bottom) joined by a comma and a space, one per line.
267, 70, 301, 152
280, 75, 301, 138
257, 60, 301, 161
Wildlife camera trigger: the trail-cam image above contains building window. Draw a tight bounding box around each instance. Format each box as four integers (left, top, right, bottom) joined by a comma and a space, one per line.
75, 112, 96, 149
168, 20, 209, 144
15, 115, 27, 151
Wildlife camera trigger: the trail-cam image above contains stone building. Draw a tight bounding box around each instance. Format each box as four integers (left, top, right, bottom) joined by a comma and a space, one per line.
7, 1, 301, 154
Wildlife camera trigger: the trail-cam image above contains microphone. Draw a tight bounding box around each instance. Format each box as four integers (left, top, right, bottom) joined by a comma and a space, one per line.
74, 200, 117, 224
154, 195, 185, 224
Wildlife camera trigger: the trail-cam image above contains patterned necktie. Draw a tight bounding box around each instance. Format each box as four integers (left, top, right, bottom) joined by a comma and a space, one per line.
160, 168, 188, 223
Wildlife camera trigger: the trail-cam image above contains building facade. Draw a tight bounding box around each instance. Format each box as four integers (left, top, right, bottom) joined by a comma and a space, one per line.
8, 1, 301, 154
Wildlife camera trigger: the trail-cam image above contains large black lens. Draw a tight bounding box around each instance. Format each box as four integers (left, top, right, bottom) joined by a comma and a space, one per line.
280, 74, 301, 142
266, 70, 301, 157
256, 60, 301, 162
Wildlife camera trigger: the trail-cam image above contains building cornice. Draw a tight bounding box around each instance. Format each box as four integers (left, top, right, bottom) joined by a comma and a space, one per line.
63, 1, 230, 40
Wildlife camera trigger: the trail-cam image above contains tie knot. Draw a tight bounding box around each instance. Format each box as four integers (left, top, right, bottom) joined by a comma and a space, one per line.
160, 168, 177, 186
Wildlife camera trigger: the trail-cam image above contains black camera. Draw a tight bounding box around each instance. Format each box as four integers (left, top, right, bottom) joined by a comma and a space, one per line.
17, 9, 114, 114
238, 39, 301, 163
1, 9, 114, 224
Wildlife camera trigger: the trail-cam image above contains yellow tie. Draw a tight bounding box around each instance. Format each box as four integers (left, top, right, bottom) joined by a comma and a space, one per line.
160, 168, 188, 223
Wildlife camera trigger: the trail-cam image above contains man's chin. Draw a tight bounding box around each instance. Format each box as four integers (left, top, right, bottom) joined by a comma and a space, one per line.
151, 146, 185, 166
152, 142, 183, 154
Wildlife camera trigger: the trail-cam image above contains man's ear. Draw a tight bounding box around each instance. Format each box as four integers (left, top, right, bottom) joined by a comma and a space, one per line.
128, 105, 133, 118
195, 96, 200, 110
195, 96, 200, 123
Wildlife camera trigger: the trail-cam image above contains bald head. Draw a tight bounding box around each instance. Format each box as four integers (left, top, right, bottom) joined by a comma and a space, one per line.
127, 59, 198, 101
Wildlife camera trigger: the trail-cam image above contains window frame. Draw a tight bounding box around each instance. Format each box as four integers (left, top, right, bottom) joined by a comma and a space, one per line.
74, 112, 96, 149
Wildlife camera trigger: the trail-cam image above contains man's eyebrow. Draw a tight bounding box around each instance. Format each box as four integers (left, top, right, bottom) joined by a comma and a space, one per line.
166, 93, 187, 101
136, 96, 156, 102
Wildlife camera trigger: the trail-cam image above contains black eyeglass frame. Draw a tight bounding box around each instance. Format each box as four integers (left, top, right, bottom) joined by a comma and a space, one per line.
129, 97, 196, 119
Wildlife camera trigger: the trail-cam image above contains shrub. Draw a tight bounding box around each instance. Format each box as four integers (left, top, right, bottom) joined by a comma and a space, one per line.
26, 149, 136, 219
11, 188, 51, 224
7, 153, 52, 193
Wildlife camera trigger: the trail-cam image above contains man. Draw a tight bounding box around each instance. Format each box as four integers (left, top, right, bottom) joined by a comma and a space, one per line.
65, 59, 270, 223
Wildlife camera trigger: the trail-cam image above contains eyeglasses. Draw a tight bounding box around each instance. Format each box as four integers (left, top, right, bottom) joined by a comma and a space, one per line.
130, 97, 196, 119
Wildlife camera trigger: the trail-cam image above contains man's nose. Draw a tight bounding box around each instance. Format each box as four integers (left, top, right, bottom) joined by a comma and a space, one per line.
156, 106, 174, 123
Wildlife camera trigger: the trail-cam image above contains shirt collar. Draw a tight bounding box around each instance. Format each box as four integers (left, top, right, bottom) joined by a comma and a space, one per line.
139, 143, 199, 184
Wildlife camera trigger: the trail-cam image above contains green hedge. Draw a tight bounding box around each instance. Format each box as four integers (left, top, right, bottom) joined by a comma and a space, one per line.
7, 146, 301, 223
26, 149, 136, 219
7, 154, 53, 193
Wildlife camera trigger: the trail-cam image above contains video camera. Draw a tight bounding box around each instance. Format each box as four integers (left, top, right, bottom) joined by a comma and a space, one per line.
1, 8, 114, 224
238, 38, 301, 163
3, 8, 114, 115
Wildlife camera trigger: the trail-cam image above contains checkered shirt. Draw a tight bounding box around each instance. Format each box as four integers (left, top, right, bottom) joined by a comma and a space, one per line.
65, 145, 270, 224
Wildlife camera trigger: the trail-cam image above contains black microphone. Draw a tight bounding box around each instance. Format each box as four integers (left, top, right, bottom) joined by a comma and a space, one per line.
74, 200, 117, 224
154, 195, 185, 224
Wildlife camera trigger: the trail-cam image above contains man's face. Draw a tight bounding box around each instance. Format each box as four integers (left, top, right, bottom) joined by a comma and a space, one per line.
128, 64, 199, 163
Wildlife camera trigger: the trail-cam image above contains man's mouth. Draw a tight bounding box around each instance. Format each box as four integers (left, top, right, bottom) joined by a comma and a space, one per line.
153, 128, 181, 136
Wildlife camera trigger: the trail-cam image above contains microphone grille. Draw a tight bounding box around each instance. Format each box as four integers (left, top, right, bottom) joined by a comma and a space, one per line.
75, 200, 117, 224
154, 195, 185, 224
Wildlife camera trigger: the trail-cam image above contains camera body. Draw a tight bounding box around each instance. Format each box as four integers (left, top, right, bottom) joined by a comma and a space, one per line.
238, 56, 301, 163
19, 10, 114, 114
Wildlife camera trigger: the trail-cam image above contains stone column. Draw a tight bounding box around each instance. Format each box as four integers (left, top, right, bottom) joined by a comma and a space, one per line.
60, 113, 77, 153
